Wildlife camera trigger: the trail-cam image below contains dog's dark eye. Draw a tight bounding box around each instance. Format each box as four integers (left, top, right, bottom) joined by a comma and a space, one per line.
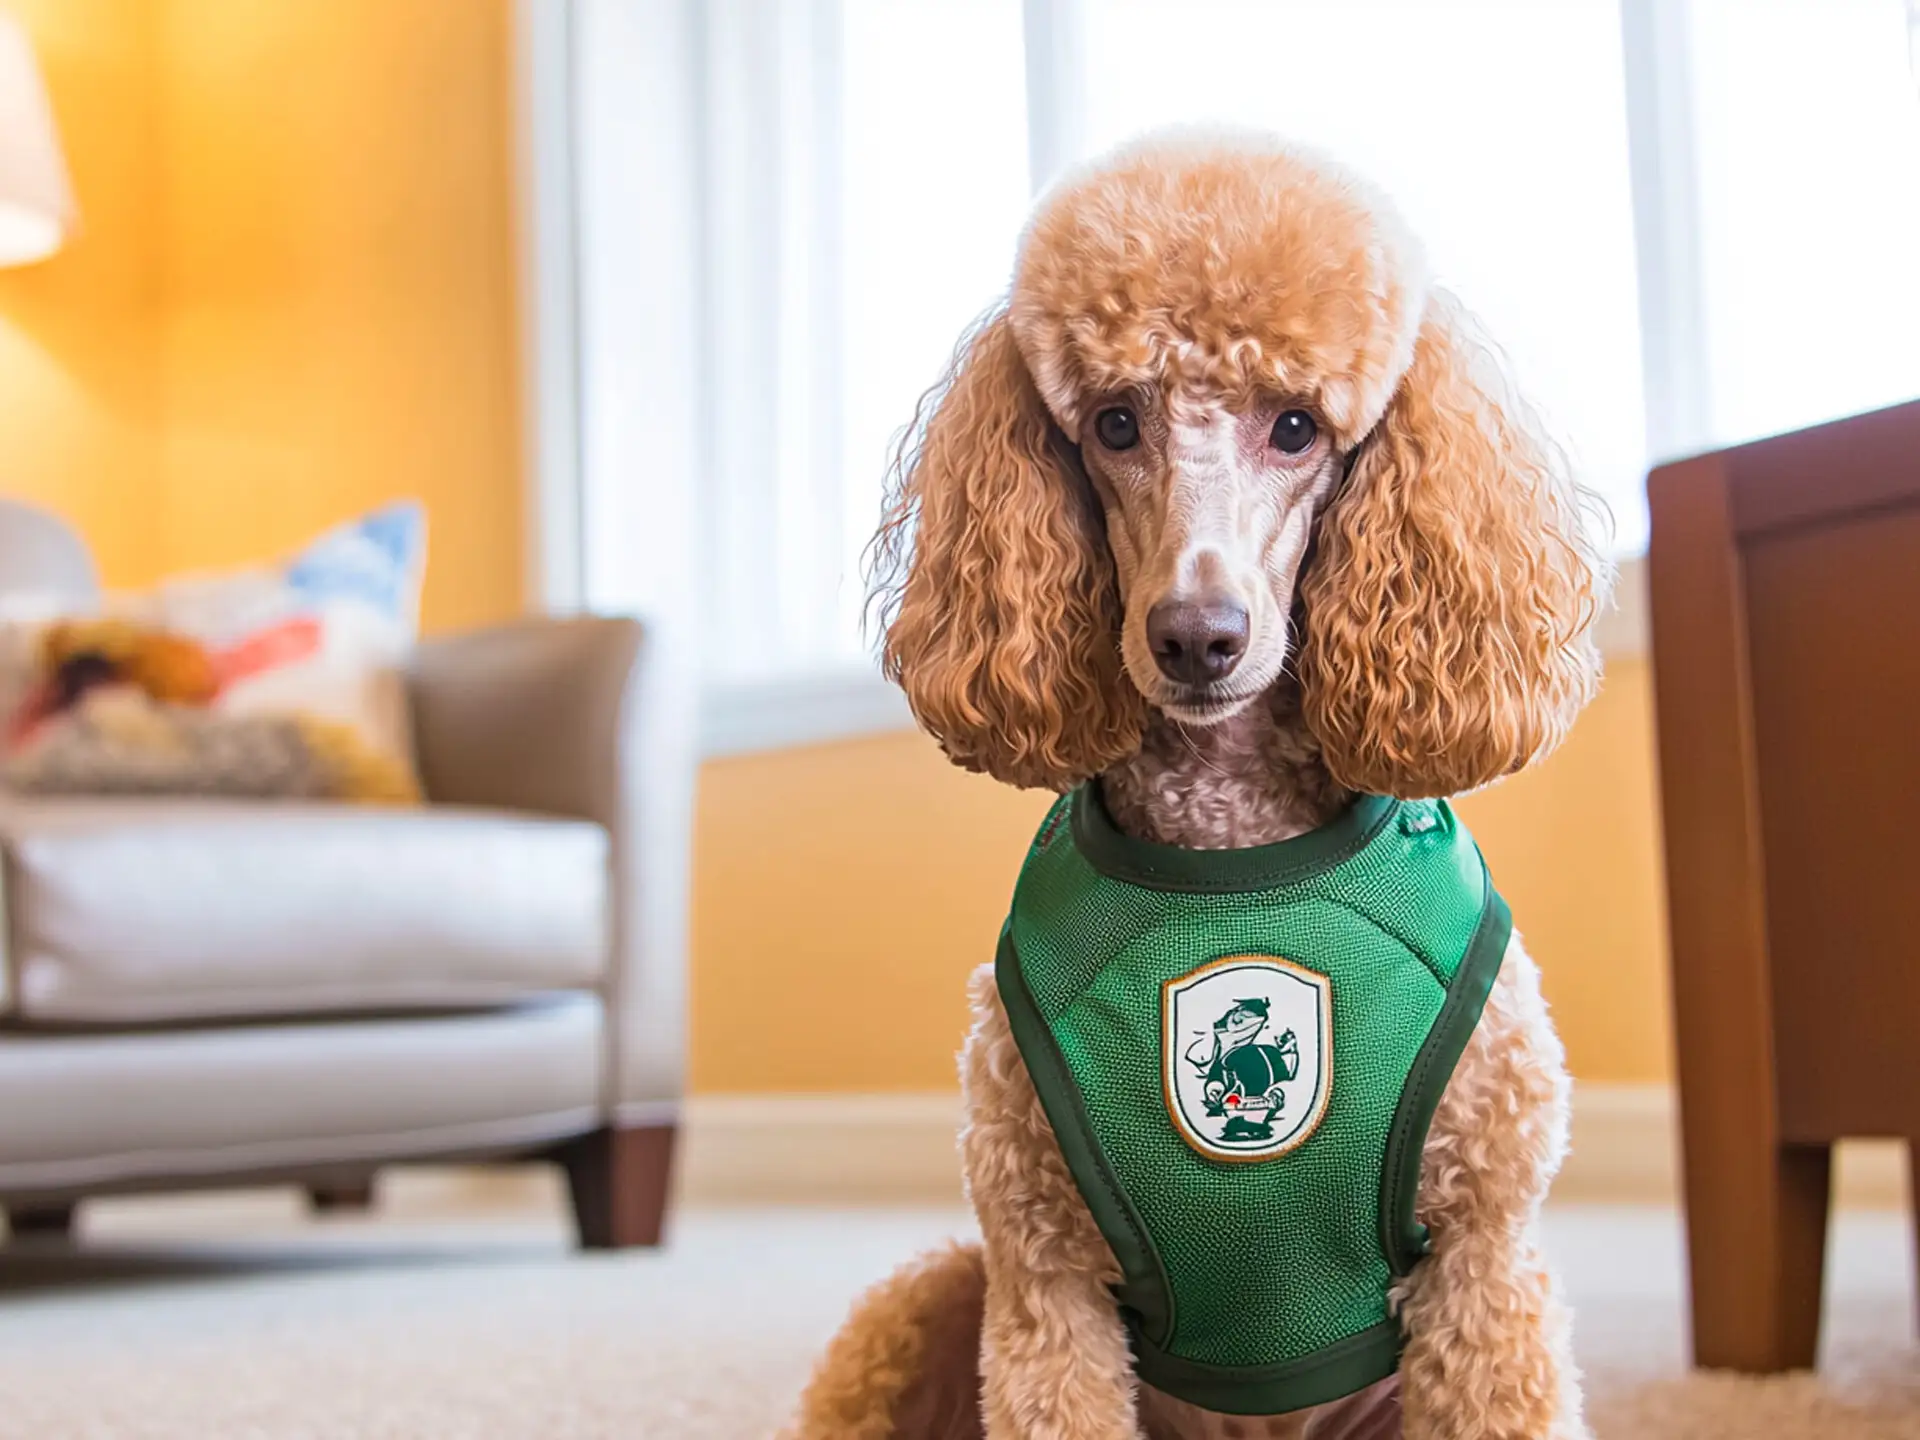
1270, 410, 1317, 454
1094, 406, 1140, 451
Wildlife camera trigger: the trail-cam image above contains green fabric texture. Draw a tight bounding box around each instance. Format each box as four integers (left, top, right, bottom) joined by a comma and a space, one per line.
996, 783, 1510, 1415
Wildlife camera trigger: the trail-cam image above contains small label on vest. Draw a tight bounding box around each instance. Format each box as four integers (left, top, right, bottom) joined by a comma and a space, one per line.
1162, 956, 1332, 1163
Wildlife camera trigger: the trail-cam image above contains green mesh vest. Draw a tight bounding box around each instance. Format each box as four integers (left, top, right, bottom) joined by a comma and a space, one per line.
996, 784, 1511, 1416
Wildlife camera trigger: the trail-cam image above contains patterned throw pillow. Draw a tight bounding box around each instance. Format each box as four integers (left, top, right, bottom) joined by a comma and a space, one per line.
114, 502, 427, 770
0, 502, 428, 801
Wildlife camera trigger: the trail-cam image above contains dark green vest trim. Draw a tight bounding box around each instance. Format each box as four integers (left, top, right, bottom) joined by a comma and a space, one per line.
1131, 1318, 1403, 1416
1378, 873, 1513, 1275
995, 929, 1176, 1347
1070, 784, 1399, 894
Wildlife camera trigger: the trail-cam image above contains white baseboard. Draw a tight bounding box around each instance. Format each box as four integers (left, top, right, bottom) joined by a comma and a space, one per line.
679, 1092, 964, 1206
1559, 1082, 1909, 1209
677, 1084, 1912, 1210
1558, 1082, 1679, 1204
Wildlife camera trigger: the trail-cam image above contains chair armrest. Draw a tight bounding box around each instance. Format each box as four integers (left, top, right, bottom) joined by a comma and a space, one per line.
409, 616, 641, 818
408, 616, 696, 1124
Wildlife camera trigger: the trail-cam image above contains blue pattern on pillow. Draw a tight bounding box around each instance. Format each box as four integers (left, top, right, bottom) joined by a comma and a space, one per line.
284, 502, 426, 619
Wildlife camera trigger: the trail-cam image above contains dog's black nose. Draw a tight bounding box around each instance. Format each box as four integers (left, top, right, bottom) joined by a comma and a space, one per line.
1146, 601, 1249, 686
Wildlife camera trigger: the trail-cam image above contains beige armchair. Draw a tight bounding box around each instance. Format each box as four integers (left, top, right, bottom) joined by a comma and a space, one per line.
0, 500, 692, 1247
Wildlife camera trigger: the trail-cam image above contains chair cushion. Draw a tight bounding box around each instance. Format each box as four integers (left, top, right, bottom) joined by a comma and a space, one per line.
0, 797, 607, 1023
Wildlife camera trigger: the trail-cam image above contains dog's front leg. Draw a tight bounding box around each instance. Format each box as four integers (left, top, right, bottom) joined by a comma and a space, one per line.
963, 964, 1143, 1440
1393, 937, 1589, 1440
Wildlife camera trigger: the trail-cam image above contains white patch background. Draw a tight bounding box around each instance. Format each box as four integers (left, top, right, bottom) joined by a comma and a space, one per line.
1163, 957, 1331, 1161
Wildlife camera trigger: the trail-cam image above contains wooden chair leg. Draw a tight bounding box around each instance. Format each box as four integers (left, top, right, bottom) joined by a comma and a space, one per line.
1684, 1139, 1831, 1371
6, 1202, 76, 1240
557, 1123, 677, 1249
308, 1180, 376, 1214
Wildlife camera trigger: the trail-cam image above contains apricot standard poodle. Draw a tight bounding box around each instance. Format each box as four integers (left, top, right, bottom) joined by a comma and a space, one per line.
787, 131, 1605, 1440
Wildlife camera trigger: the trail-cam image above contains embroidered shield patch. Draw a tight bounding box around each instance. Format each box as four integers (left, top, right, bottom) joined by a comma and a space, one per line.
1162, 956, 1332, 1162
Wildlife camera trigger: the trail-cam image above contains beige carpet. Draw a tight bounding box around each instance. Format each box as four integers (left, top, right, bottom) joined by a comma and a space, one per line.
0, 1174, 1913, 1438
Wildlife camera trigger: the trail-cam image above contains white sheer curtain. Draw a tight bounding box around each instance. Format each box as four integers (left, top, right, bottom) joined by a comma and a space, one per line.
574, 0, 1031, 692
554, 0, 1920, 752
835, 2, 1032, 676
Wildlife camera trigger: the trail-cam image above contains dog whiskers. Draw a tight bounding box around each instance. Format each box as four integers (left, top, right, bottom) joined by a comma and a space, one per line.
1170, 718, 1235, 783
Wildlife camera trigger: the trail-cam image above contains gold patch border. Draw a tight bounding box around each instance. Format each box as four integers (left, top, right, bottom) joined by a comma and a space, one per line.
1160, 954, 1334, 1165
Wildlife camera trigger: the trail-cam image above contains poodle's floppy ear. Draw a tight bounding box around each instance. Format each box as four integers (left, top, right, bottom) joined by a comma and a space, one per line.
1297, 290, 1605, 799
870, 309, 1143, 791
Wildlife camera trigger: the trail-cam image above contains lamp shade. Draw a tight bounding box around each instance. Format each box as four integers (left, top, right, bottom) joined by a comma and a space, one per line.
0, 13, 74, 267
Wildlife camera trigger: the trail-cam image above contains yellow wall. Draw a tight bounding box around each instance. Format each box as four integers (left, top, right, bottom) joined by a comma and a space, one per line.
0, 0, 164, 590
1454, 658, 1670, 1084
694, 659, 1671, 1093
0, 0, 522, 630
155, 0, 524, 633
694, 729, 1055, 1094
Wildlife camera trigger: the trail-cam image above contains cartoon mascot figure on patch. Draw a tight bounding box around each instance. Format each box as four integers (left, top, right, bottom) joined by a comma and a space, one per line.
1184, 997, 1300, 1143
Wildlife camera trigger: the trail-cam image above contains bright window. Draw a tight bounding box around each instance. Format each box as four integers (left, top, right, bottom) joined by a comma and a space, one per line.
1686, 0, 1920, 448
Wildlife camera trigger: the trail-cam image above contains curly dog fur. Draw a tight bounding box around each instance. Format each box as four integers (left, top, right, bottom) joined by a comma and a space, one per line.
788, 131, 1604, 1440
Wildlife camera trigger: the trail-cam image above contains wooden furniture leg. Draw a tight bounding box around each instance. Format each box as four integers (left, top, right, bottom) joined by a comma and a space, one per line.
557, 1124, 677, 1249
308, 1180, 377, 1213
1653, 454, 1827, 1371
1682, 1137, 1831, 1372
5, 1202, 76, 1239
